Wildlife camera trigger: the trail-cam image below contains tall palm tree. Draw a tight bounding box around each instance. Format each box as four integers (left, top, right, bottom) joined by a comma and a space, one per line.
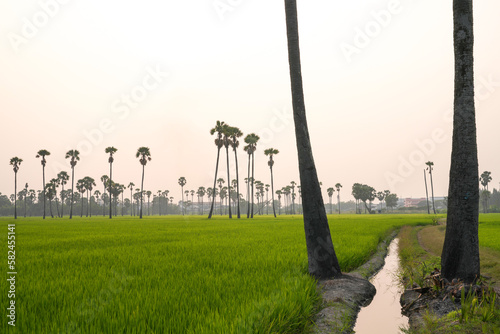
50, 177, 61, 217
190, 190, 195, 214
244, 133, 260, 218
228, 126, 243, 218
335, 183, 342, 214
100, 175, 109, 216
163, 190, 169, 215
276, 189, 282, 215
136, 147, 152, 219
264, 148, 279, 218
426, 161, 436, 214
222, 124, 234, 218
157, 190, 162, 216
23, 183, 28, 217
197, 187, 206, 215
208, 120, 225, 218
45, 180, 56, 218
327, 187, 334, 214
105, 146, 118, 219
178, 177, 187, 215
480, 171, 492, 212
9, 157, 23, 219
57, 171, 69, 217
290, 181, 296, 214
441, 0, 479, 283
128, 182, 135, 216
423, 169, 431, 214
284, 0, 341, 278
83, 176, 96, 217
65, 150, 79, 219
36, 149, 50, 219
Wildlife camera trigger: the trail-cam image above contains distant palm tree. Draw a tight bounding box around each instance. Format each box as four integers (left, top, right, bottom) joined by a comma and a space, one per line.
276, 189, 282, 215
217, 178, 225, 215
335, 183, 342, 214
425, 161, 436, 214
190, 190, 195, 214
57, 171, 69, 217
36, 149, 50, 219
45, 180, 56, 218
208, 120, 225, 218
480, 171, 492, 213
50, 177, 61, 217
9, 157, 23, 219
178, 177, 187, 215
244, 133, 260, 218
65, 150, 79, 219
290, 181, 296, 214
221, 125, 234, 218
264, 148, 279, 217
327, 187, 334, 214
163, 190, 169, 215
105, 146, 118, 219
197, 187, 206, 215
136, 147, 152, 219
23, 183, 28, 217
76, 179, 86, 217
146, 190, 152, 216
128, 182, 135, 216
284, 0, 341, 278
376, 191, 385, 213
83, 176, 96, 217
157, 190, 163, 216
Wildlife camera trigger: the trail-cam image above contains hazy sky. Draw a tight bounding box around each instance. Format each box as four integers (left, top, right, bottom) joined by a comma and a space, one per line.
1, 0, 499, 203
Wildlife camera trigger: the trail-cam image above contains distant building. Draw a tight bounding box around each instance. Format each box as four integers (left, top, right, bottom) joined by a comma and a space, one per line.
404, 198, 427, 207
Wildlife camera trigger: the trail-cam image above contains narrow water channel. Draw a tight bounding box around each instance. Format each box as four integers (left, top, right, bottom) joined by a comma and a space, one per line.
353, 238, 408, 333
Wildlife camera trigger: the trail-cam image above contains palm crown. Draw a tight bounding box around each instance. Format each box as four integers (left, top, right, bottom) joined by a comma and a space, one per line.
10, 157, 23, 173
36, 149, 51, 166
136, 147, 151, 165
65, 150, 80, 167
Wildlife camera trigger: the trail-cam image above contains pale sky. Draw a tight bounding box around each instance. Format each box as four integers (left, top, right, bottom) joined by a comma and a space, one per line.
1, 0, 499, 203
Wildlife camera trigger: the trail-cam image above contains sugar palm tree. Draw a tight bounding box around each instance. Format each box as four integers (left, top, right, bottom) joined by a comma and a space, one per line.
163, 190, 170, 215
276, 189, 282, 215
23, 183, 28, 217
441, 0, 479, 283
65, 150, 79, 219
157, 190, 163, 216
9, 157, 23, 219
178, 177, 187, 215
480, 171, 492, 212
327, 187, 334, 214
83, 176, 96, 217
45, 180, 56, 218
208, 120, 226, 218
335, 183, 342, 214
76, 179, 86, 217
244, 133, 259, 218
228, 126, 243, 218
264, 148, 279, 217
57, 171, 69, 217
222, 124, 233, 218
128, 182, 135, 216
197, 187, 206, 215
50, 177, 61, 217
217, 178, 225, 215
145, 190, 152, 216
425, 161, 436, 214
36, 149, 50, 219
284, 0, 341, 278
190, 190, 195, 214
136, 147, 151, 219
105, 146, 118, 219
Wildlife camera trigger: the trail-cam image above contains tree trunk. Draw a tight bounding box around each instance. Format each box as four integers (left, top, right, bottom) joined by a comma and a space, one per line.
42, 166, 46, 219
284, 0, 341, 278
429, 169, 436, 214
234, 150, 241, 218
441, 0, 480, 283
337, 193, 341, 214
270, 167, 276, 218
109, 162, 113, 219
225, 145, 232, 218
424, 169, 430, 214
14, 172, 17, 219
246, 154, 251, 218
208, 147, 221, 219
70, 167, 75, 219
140, 165, 145, 219
251, 152, 255, 218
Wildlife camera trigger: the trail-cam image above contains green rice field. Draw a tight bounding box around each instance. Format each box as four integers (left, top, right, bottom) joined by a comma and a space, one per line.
1, 214, 498, 333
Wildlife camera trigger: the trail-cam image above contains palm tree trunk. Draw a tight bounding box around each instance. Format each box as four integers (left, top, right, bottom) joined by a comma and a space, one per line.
246, 154, 251, 218
14, 172, 17, 219
70, 167, 75, 219
55, 197, 60, 218
234, 150, 241, 218
284, 0, 341, 278
337, 193, 341, 214
429, 170, 436, 214
109, 162, 113, 219
270, 167, 276, 218
42, 165, 46, 219
49, 198, 53, 218
24, 190, 27, 218
61, 185, 64, 218
208, 147, 221, 219
251, 152, 255, 218
225, 146, 232, 218
441, 0, 480, 283
140, 165, 145, 219
424, 169, 430, 214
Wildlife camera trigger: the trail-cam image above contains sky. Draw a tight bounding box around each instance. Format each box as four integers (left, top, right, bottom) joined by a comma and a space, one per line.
1, 0, 499, 204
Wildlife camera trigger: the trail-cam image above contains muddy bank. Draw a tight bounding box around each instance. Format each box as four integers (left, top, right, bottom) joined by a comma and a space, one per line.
312, 232, 397, 334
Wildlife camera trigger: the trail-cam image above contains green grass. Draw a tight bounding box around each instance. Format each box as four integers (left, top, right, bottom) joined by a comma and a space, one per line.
0, 214, 435, 333
479, 215, 500, 253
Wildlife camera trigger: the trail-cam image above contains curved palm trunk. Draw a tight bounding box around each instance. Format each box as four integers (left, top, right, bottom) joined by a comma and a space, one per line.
109, 162, 113, 219
14, 172, 17, 219
424, 169, 430, 214
429, 170, 436, 214
441, 0, 479, 283
140, 165, 145, 219
208, 146, 221, 219
285, 0, 341, 278
250, 152, 255, 218
225, 146, 232, 218
70, 167, 75, 219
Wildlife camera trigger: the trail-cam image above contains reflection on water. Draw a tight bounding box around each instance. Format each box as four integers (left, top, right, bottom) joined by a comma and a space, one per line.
353, 238, 408, 334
